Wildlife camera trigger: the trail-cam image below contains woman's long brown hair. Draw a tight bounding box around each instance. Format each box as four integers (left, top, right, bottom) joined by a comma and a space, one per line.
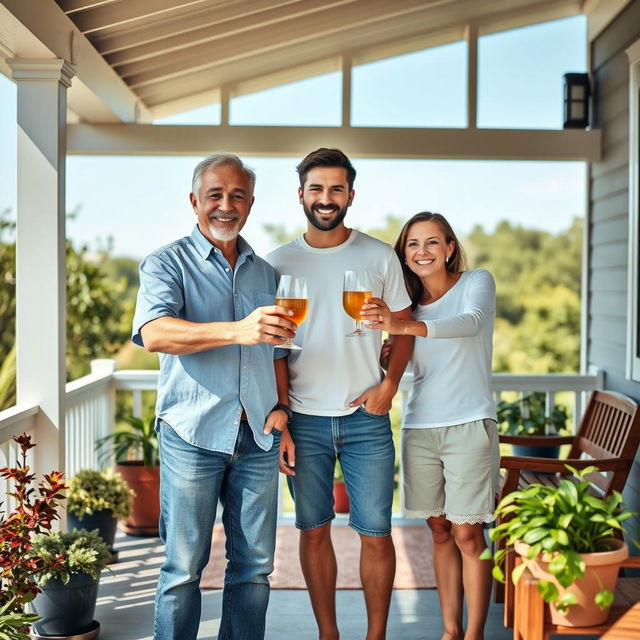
394, 212, 467, 310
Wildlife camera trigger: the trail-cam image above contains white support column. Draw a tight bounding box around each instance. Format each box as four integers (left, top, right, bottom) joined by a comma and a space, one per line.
341, 54, 352, 127
465, 24, 478, 130
220, 85, 230, 127
8, 58, 75, 485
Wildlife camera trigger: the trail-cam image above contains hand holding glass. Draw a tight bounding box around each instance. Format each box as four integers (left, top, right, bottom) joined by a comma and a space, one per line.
275, 275, 308, 349
343, 270, 372, 337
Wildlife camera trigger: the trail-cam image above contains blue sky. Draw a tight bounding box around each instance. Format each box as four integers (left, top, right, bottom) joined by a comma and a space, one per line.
0, 15, 587, 259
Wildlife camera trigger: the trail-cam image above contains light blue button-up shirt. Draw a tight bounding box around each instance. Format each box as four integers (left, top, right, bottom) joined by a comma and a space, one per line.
132, 225, 280, 453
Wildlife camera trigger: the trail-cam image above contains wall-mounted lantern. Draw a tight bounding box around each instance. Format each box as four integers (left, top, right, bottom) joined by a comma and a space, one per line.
563, 73, 590, 129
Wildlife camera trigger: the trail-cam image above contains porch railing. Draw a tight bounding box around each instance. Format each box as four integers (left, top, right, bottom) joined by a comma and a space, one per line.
0, 361, 604, 514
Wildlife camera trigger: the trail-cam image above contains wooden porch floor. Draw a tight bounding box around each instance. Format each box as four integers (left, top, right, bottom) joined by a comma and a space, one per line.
91, 527, 526, 640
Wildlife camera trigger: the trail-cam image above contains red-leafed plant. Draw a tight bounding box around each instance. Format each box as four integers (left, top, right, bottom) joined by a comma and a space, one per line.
0, 433, 66, 631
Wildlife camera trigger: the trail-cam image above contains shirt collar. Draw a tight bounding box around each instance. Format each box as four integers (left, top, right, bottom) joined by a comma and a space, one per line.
191, 225, 255, 262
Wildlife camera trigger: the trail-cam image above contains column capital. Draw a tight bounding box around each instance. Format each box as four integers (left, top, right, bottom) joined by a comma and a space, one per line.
7, 58, 75, 88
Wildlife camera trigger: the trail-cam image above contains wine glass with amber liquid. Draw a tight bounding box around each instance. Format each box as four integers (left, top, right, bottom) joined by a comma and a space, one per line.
343, 270, 372, 337
275, 275, 308, 350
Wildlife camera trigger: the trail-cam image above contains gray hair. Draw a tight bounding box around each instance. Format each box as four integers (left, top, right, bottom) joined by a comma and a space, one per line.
191, 153, 256, 197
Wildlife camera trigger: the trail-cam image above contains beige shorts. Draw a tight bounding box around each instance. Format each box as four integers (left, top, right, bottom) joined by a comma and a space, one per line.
401, 419, 500, 525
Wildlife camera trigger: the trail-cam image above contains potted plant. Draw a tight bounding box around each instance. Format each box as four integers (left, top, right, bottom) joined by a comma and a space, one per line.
28, 529, 111, 638
96, 413, 160, 536
333, 460, 349, 514
0, 434, 66, 638
497, 392, 569, 457
67, 468, 135, 562
482, 464, 636, 627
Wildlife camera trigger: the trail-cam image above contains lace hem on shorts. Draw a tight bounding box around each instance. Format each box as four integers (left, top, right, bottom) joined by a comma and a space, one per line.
403, 509, 494, 524
445, 512, 495, 525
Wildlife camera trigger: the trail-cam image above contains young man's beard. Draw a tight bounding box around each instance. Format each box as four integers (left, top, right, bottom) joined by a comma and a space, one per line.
303, 203, 348, 231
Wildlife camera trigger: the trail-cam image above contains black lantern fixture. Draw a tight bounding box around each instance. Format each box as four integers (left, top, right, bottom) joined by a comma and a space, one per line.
563, 73, 590, 129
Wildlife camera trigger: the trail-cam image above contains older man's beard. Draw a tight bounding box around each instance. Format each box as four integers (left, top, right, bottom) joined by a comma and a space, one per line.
207, 211, 241, 241
303, 202, 348, 231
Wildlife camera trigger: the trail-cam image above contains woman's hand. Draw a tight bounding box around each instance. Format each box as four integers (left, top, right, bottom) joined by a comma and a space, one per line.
361, 297, 405, 334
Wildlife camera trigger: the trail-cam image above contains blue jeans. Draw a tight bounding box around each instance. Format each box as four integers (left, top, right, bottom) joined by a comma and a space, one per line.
154, 420, 280, 640
287, 407, 395, 536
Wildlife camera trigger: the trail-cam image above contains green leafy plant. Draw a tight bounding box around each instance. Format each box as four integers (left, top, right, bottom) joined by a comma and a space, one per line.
497, 392, 568, 436
482, 465, 637, 614
0, 434, 66, 635
67, 469, 135, 520
0, 599, 39, 640
29, 530, 111, 586
96, 414, 158, 467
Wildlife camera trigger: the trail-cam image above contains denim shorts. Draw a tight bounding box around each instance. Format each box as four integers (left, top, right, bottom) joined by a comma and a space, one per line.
287, 407, 395, 537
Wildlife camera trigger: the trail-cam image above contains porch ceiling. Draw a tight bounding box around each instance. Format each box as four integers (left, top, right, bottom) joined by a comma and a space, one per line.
51, 0, 581, 120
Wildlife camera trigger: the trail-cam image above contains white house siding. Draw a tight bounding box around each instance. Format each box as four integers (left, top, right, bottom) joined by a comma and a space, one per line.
589, 0, 640, 541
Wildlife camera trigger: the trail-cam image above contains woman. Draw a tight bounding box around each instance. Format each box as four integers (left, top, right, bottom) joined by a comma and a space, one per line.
363, 212, 499, 640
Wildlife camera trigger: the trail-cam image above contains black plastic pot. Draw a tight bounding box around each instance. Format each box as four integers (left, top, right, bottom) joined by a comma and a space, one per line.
513, 444, 560, 458
67, 509, 118, 555
31, 572, 99, 637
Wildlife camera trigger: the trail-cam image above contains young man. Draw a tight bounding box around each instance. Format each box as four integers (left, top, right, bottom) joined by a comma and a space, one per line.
132, 153, 296, 640
267, 148, 413, 640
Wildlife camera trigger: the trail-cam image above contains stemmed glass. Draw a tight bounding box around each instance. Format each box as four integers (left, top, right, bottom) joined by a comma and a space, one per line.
343, 270, 372, 337
275, 275, 308, 350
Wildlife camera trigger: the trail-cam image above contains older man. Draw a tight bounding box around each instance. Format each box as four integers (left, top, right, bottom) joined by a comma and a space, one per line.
132, 153, 296, 640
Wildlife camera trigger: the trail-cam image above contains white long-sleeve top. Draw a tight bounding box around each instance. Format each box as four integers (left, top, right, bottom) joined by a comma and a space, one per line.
403, 268, 497, 429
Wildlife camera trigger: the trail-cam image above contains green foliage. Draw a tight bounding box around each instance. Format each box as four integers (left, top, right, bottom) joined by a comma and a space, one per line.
0, 434, 66, 615
67, 469, 135, 520
496, 392, 569, 436
0, 599, 40, 640
96, 414, 159, 467
482, 465, 637, 614
0, 209, 130, 408
468, 218, 582, 373
29, 530, 111, 586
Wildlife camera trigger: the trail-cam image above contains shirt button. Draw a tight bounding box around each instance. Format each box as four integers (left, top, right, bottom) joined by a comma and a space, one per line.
225, 267, 230, 272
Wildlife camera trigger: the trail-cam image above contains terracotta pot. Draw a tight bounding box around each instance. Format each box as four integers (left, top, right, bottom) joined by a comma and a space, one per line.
515, 538, 628, 626
116, 462, 160, 536
333, 481, 349, 513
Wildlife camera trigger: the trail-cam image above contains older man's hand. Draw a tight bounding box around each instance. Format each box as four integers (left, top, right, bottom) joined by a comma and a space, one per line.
235, 306, 296, 345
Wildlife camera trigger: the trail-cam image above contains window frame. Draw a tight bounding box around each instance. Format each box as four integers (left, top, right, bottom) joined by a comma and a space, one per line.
626, 38, 640, 381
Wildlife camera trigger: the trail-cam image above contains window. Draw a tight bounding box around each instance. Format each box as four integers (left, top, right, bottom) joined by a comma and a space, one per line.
230, 73, 341, 126
478, 16, 586, 129
351, 42, 467, 128
627, 38, 640, 381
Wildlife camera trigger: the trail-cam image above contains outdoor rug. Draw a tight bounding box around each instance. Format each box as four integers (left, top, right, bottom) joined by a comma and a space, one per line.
201, 523, 436, 590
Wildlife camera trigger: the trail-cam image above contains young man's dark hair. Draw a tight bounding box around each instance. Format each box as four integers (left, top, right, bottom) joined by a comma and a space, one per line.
296, 147, 357, 191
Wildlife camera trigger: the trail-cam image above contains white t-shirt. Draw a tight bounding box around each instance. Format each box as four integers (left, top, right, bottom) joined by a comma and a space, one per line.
403, 269, 497, 429
267, 230, 411, 416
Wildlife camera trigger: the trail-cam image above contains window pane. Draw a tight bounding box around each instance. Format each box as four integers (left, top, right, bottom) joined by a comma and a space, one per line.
154, 103, 220, 125
352, 42, 467, 128
478, 16, 587, 129
230, 73, 341, 126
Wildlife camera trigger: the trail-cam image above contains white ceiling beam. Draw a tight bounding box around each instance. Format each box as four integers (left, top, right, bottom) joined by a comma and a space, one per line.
104, 0, 357, 66
89, 0, 302, 55
0, 0, 151, 122
70, 0, 211, 34
58, 0, 119, 14
121, 0, 579, 91
68, 124, 601, 162
116, 0, 458, 84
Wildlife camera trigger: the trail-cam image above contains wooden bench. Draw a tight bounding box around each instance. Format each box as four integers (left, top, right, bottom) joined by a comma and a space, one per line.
513, 557, 640, 640
495, 390, 640, 622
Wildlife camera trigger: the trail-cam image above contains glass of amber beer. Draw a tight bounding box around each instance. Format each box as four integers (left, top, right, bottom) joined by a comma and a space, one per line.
275, 275, 308, 349
343, 270, 372, 337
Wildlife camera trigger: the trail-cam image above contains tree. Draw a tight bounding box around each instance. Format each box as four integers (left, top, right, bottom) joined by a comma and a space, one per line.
0, 210, 129, 409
